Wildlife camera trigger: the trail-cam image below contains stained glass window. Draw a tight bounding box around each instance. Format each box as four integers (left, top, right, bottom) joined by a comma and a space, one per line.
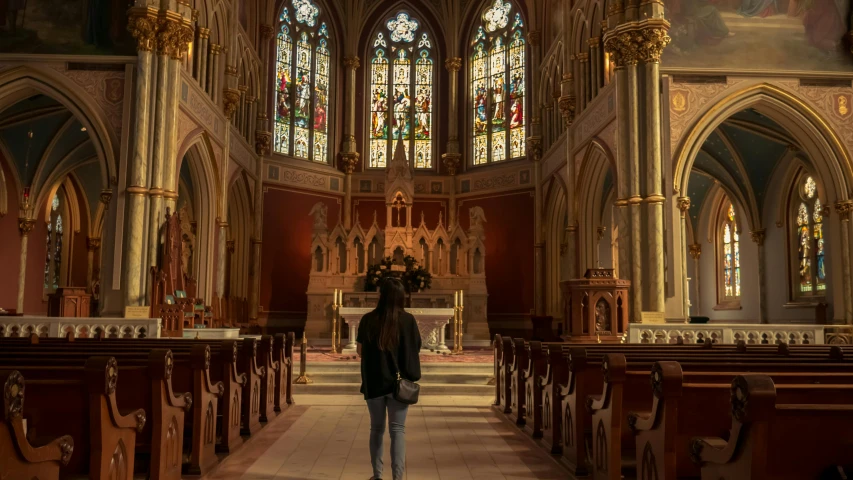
44, 192, 63, 292
274, 1, 331, 163
471, 0, 525, 165
794, 175, 827, 296
368, 11, 433, 169
721, 203, 740, 300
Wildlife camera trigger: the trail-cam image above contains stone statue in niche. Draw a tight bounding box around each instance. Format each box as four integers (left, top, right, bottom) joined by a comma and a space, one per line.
595, 298, 611, 333
469, 206, 487, 233
179, 204, 195, 276
309, 202, 328, 231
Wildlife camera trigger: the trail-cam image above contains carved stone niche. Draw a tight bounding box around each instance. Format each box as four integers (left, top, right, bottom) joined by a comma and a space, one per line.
561, 268, 630, 343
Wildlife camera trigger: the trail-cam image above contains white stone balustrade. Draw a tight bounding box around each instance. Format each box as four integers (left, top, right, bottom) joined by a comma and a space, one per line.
0, 316, 162, 339
627, 323, 826, 345
339, 307, 454, 354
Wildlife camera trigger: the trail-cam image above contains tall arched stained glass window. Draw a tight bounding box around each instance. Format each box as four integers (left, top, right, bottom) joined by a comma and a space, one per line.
368, 12, 434, 169
720, 203, 740, 301
274, 0, 331, 163
793, 175, 827, 296
471, 0, 526, 165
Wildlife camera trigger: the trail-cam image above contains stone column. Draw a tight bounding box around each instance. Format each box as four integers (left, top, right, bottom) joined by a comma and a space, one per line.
249, 130, 271, 321
342, 56, 360, 154
689, 244, 701, 314
750, 229, 767, 324
639, 27, 670, 313
528, 137, 545, 316
16, 218, 34, 312
589, 38, 600, 97
443, 154, 461, 228
558, 75, 576, 278
340, 153, 359, 229
163, 47, 185, 215
577, 53, 589, 110
442, 57, 462, 228
86, 237, 101, 291
835, 201, 853, 324
216, 221, 228, 296
209, 44, 222, 101
125, 7, 157, 306
677, 197, 691, 320
626, 57, 643, 321
237, 85, 248, 133
197, 28, 209, 89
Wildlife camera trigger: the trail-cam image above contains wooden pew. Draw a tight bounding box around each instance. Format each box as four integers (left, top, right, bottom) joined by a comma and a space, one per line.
691, 375, 853, 480
6, 357, 146, 479
274, 332, 295, 409
522, 341, 548, 439
509, 338, 529, 426
493, 334, 503, 407
258, 335, 281, 423
0, 370, 73, 479
629, 361, 853, 480
499, 336, 513, 413
240, 337, 266, 436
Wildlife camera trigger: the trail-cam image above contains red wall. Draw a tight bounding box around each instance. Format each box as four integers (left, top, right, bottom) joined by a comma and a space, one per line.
260, 186, 341, 318
0, 156, 19, 310
351, 197, 448, 231
458, 191, 535, 318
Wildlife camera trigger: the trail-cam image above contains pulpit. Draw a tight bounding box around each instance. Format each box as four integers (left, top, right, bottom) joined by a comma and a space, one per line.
47, 287, 91, 317
562, 269, 629, 342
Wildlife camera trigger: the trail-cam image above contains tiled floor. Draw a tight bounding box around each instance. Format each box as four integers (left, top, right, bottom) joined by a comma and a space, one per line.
202, 395, 569, 480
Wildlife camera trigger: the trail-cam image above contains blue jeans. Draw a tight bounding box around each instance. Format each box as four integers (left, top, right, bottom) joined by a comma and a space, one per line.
366, 393, 409, 480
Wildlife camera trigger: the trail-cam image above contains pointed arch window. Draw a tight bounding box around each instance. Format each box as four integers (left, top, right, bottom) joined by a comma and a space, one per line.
717, 203, 740, 304
792, 174, 827, 297
44, 191, 66, 293
368, 11, 434, 169
470, 0, 526, 166
274, 0, 331, 163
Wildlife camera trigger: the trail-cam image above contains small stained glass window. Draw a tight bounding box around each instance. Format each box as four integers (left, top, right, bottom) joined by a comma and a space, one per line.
794, 175, 827, 296
721, 203, 740, 300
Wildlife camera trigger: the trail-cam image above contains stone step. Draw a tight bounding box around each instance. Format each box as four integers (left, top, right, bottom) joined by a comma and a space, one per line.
293, 362, 493, 375
302, 371, 493, 385
293, 382, 495, 396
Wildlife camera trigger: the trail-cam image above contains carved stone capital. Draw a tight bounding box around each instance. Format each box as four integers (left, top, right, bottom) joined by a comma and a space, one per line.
342, 56, 361, 70
526, 136, 543, 163
209, 43, 222, 55
238, 84, 249, 93
445, 57, 462, 72
442, 153, 462, 176
339, 152, 360, 174
259, 24, 275, 39
225, 65, 238, 77
588, 36, 601, 47
688, 243, 701, 260
255, 130, 271, 156
607, 0, 624, 15
676, 196, 690, 215
197, 27, 210, 40
18, 218, 35, 235
637, 27, 671, 63
558, 95, 576, 127
155, 13, 183, 58
127, 7, 158, 52
222, 88, 241, 118
835, 201, 853, 220
750, 229, 766, 246
86, 237, 102, 251
99, 189, 112, 205
527, 30, 541, 47
576, 52, 590, 62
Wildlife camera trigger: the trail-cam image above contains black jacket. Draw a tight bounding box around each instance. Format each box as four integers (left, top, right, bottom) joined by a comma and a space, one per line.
357, 310, 422, 400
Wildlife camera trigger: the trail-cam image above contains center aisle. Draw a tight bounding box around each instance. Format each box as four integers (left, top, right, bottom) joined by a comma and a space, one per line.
201, 395, 570, 480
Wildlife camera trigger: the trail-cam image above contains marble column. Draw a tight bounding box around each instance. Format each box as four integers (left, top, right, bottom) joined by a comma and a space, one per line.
340, 153, 359, 229
216, 221, 228, 296
558, 74, 576, 278
443, 56, 462, 228
443, 155, 461, 228
750, 229, 767, 324
86, 237, 101, 291
835, 201, 853, 324
626, 58, 643, 321
250, 131, 271, 321
163, 53, 183, 214
677, 198, 691, 320
197, 28, 209, 88
589, 38, 600, 97
577, 53, 589, 110
209, 44, 222, 102
342, 56, 360, 153
689, 244, 701, 314
529, 137, 545, 316
16, 218, 34, 312
237, 85, 248, 132
125, 8, 157, 306
147, 22, 173, 273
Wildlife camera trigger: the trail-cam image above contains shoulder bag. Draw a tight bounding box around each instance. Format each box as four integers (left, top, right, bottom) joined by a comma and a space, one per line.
390, 351, 420, 405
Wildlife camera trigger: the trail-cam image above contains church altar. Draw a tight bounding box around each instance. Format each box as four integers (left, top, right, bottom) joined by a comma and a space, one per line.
303, 141, 489, 344
338, 307, 455, 353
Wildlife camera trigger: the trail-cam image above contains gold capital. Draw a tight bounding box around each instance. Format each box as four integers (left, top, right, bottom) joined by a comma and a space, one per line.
676, 196, 690, 215
750, 229, 766, 246
127, 7, 158, 52
223, 88, 240, 118
255, 130, 271, 156
637, 27, 671, 63
445, 57, 462, 72
259, 24, 275, 39
86, 237, 102, 251
339, 152, 360, 174
342, 56, 361, 70
688, 243, 701, 260
18, 218, 35, 235
527, 30, 541, 47
558, 95, 576, 127
835, 201, 853, 220
526, 136, 543, 163
442, 153, 462, 176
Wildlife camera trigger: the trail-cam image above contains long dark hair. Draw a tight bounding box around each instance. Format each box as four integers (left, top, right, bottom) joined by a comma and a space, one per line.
369, 277, 406, 351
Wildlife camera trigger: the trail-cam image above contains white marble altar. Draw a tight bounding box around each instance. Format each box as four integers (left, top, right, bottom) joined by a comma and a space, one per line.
339, 307, 455, 354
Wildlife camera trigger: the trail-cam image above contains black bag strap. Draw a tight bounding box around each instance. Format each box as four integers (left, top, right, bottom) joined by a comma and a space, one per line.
388, 348, 402, 381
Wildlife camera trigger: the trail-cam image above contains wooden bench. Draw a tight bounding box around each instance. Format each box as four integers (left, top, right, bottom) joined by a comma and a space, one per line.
691, 374, 853, 480
0, 370, 74, 479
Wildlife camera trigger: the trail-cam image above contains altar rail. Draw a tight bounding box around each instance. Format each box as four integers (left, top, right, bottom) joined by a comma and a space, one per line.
0, 316, 162, 338
627, 323, 834, 345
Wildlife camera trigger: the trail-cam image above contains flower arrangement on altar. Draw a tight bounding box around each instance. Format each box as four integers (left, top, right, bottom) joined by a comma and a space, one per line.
365, 255, 432, 293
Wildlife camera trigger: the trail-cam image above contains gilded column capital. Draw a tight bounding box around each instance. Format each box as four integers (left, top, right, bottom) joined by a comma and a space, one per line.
255, 130, 271, 156
750, 229, 766, 246
576, 52, 590, 62
209, 43, 222, 55
342, 56, 361, 70
339, 152, 360, 174
527, 30, 541, 47
198, 27, 210, 40
237, 84, 249, 93
441, 153, 462, 176
127, 6, 158, 52
588, 36, 600, 47
597, 226, 607, 240
259, 24, 275, 39
526, 136, 543, 163
99, 189, 112, 205
558, 95, 576, 127
608, 0, 625, 15
257, 112, 268, 122
191, 9, 199, 21
18, 218, 35, 235
226, 240, 236, 253
245, 95, 256, 104
835, 201, 853, 220
222, 88, 240, 118
616, 31, 641, 66
86, 237, 102, 251
688, 243, 701, 260
155, 12, 183, 57
445, 57, 462, 72
637, 26, 671, 64
676, 196, 690, 216
225, 65, 238, 77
